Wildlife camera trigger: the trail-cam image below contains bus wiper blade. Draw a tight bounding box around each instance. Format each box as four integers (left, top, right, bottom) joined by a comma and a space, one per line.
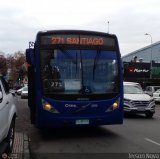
80, 49, 84, 94
93, 50, 101, 80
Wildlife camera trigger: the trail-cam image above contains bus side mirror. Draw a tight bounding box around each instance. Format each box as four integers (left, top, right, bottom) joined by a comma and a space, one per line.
26, 48, 35, 65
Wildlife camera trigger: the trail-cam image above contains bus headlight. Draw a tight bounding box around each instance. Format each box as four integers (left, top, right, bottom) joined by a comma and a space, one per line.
44, 103, 52, 111
105, 100, 120, 112
112, 102, 119, 109
42, 100, 59, 113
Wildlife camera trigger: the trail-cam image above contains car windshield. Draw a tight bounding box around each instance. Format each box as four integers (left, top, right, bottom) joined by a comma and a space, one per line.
124, 85, 143, 94
155, 89, 160, 93
154, 87, 160, 92
23, 87, 28, 91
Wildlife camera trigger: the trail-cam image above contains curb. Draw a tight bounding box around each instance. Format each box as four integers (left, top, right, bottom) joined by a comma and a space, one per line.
9, 132, 30, 159
23, 134, 30, 159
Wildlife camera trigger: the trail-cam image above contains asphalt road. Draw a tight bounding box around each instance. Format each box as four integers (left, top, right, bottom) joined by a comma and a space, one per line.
15, 96, 160, 159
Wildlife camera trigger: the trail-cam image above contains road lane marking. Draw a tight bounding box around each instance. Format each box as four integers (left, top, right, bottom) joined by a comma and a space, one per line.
145, 138, 160, 146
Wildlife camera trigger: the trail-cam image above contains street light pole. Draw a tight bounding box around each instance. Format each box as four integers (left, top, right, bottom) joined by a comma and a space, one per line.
107, 21, 109, 33
145, 33, 153, 79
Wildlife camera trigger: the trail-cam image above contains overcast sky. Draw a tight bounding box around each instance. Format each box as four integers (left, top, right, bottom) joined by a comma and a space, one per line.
0, 0, 160, 56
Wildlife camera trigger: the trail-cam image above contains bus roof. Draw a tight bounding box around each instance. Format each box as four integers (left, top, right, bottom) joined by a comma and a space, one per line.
36, 30, 116, 38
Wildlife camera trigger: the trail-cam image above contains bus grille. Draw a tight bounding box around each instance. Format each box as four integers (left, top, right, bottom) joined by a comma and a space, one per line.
130, 101, 149, 107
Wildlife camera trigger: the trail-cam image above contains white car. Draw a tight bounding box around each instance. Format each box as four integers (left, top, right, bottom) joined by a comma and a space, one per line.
145, 86, 160, 96
123, 82, 155, 118
16, 87, 23, 95
153, 89, 160, 103
0, 76, 17, 154
21, 86, 28, 99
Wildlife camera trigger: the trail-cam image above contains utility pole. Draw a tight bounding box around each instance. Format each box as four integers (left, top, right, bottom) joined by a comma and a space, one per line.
107, 21, 109, 33
145, 33, 153, 79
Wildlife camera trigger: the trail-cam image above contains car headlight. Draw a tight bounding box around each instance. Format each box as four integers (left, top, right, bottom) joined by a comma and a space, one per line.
149, 99, 155, 106
124, 98, 131, 105
124, 98, 131, 102
149, 99, 155, 103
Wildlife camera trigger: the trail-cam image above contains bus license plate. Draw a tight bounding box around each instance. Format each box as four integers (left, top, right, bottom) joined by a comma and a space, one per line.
76, 119, 89, 125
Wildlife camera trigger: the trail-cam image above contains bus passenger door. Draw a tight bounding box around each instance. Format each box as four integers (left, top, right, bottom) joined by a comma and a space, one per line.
28, 65, 36, 124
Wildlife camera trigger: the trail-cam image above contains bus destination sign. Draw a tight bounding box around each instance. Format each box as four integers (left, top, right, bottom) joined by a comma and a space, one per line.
40, 35, 115, 47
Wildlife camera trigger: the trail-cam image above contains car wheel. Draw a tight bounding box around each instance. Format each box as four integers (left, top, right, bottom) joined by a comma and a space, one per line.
145, 112, 154, 118
5, 118, 15, 154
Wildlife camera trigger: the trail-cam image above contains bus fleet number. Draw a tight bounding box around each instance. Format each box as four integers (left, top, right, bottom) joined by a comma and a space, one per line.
51, 38, 64, 44
50, 81, 63, 88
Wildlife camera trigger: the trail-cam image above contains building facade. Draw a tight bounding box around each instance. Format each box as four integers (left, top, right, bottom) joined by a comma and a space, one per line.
122, 41, 160, 62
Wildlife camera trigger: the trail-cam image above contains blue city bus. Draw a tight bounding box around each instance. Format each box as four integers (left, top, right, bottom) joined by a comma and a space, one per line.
26, 30, 123, 128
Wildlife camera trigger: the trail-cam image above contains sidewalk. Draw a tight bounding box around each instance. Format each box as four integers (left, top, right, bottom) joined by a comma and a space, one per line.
4, 132, 30, 159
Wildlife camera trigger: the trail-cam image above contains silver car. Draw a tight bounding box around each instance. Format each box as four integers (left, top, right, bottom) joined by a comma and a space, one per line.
21, 87, 28, 99
145, 86, 160, 96
153, 89, 160, 103
123, 82, 155, 118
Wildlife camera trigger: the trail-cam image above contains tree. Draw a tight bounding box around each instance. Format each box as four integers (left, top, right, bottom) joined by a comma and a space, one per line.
0, 55, 7, 76
6, 51, 26, 84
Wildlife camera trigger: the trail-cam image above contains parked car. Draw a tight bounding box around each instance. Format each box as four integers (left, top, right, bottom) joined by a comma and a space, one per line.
16, 87, 23, 95
21, 86, 28, 99
123, 81, 141, 87
123, 82, 155, 118
0, 75, 17, 154
9, 89, 16, 96
16, 85, 28, 96
153, 89, 160, 103
145, 86, 160, 96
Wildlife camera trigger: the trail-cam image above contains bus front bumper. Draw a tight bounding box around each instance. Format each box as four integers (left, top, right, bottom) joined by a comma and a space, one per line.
36, 111, 123, 128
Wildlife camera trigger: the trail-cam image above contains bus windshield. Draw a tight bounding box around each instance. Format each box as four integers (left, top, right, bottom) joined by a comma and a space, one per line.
40, 48, 119, 95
